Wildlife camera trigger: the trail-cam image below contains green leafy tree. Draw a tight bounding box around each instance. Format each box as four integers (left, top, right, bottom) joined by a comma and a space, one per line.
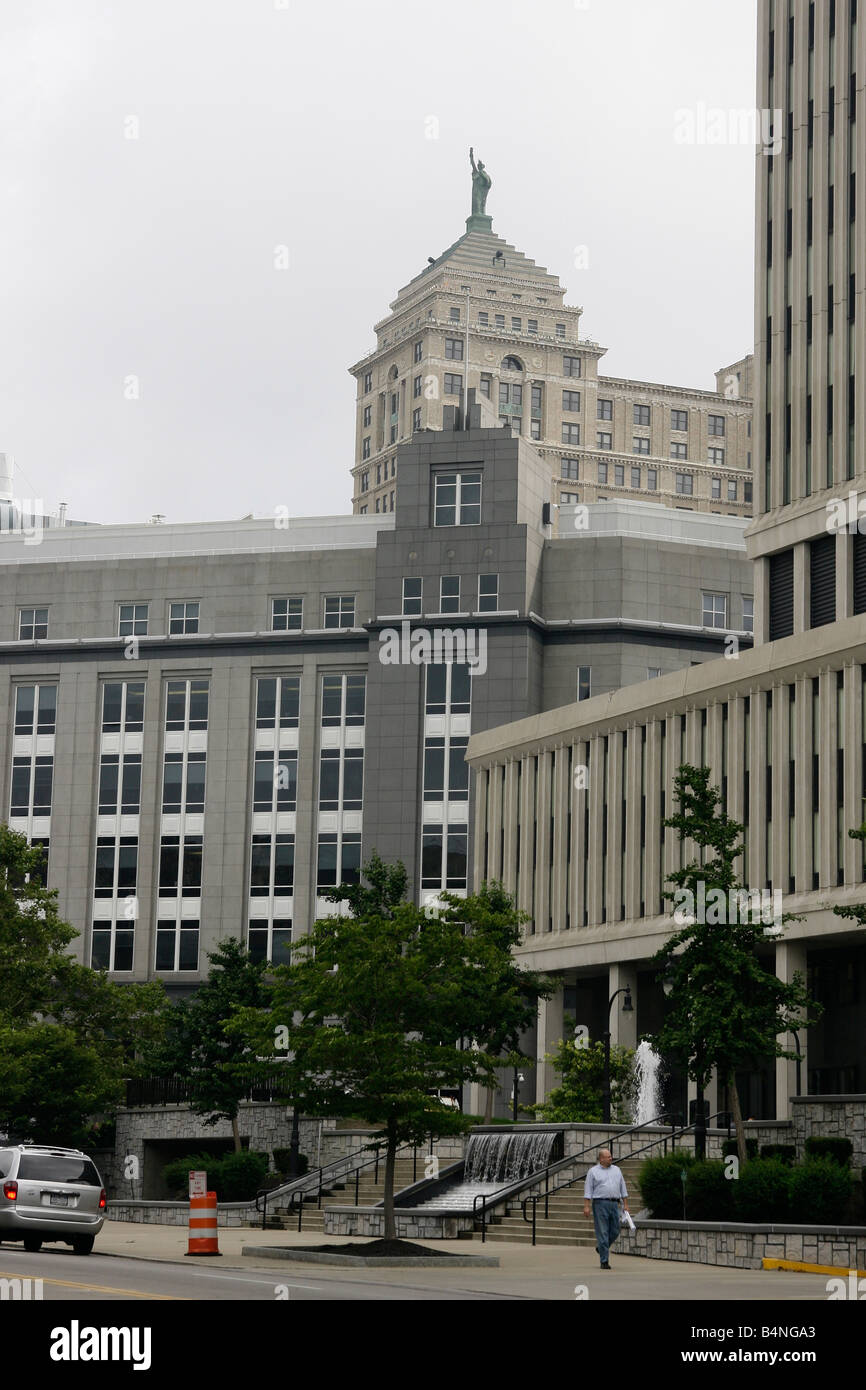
0, 826, 169, 1143
531, 1038, 634, 1122
833, 818, 866, 931
228, 855, 553, 1239
145, 939, 274, 1152
649, 766, 820, 1164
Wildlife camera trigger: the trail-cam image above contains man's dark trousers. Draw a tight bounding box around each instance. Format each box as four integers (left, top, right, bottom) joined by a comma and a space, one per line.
592, 1197, 621, 1265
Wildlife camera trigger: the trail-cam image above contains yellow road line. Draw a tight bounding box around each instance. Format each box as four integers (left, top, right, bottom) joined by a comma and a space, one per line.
0, 1269, 183, 1300
762, 1258, 866, 1277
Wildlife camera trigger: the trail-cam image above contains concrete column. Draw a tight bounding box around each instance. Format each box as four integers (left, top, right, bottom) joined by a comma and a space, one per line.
471, 765, 487, 892
836, 527, 852, 623
551, 745, 568, 932
624, 724, 642, 921
487, 762, 503, 881
534, 751, 552, 933
587, 735, 604, 927
818, 668, 836, 888
749, 688, 768, 889
608, 962, 638, 1050
662, 714, 680, 894
754, 556, 768, 648
843, 662, 860, 885
518, 756, 534, 921
771, 682, 789, 891
570, 739, 588, 931
775, 940, 809, 1119
535, 985, 565, 1104
502, 758, 519, 897
794, 675, 813, 894
644, 720, 662, 917
606, 731, 624, 922
793, 541, 809, 635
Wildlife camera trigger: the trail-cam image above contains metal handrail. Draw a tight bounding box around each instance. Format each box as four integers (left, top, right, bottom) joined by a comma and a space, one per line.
470, 1115, 675, 1243
520, 1110, 735, 1245
255, 1135, 435, 1232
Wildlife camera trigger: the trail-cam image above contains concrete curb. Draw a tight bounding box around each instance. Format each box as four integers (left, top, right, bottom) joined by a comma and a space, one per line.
241, 1245, 500, 1267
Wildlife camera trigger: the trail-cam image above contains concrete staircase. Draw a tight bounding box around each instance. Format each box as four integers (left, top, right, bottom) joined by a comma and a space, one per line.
479, 1157, 645, 1246
249, 1156, 424, 1232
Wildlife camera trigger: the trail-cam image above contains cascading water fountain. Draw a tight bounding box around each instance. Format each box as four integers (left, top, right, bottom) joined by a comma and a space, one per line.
406, 1130, 560, 1211
630, 1039, 662, 1125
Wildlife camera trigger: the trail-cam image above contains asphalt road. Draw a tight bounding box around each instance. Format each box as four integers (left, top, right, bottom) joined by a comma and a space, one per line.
0, 1246, 520, 1300
0, 1240, 836, 1301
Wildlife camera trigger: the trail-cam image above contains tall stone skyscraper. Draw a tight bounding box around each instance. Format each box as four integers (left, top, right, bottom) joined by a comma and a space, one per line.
349, 156, 754, 522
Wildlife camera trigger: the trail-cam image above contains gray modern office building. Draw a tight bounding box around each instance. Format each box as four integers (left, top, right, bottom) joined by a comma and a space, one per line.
0, 394, 753, 1004
467, 0, 866, 1119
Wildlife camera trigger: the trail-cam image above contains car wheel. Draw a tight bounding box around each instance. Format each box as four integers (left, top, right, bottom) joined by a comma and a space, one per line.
23, 1236, 43, 1253
71, 1236, 94, 1255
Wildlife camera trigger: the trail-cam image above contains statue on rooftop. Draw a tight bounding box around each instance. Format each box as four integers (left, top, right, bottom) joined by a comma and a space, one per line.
470, 147, 492, 218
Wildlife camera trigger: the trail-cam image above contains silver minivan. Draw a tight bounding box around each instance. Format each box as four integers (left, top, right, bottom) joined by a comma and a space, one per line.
0, 1145, 107, 1254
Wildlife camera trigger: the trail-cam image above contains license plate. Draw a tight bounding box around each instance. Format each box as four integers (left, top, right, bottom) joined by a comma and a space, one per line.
49, 1194, 69, 1207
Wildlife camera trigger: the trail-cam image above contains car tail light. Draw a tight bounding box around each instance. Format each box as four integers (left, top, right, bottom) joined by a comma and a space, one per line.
2, 1181, 17, 1200
98, 1189, 107, 1210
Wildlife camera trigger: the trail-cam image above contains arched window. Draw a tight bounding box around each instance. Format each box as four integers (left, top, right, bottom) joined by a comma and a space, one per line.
500, 355, 523, 373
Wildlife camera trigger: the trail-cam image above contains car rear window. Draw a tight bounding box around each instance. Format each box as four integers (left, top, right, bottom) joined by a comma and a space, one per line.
17, 1155, 101, 1185
0, 1151, 11, 1178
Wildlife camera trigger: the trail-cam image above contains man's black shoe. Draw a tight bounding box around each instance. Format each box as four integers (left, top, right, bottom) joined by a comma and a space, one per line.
601, 1262, 611, 1269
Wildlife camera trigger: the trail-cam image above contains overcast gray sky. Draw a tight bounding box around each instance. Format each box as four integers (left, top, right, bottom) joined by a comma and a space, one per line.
0, 0, 758, 525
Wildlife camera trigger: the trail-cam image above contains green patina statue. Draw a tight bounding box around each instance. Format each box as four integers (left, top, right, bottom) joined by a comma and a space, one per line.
470, 147, 492, 217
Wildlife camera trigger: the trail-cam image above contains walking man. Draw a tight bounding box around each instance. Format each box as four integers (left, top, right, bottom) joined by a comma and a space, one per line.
583, 1148, 629, 1269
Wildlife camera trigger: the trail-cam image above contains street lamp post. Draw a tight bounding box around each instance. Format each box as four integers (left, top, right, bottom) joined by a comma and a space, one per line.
602, 987, 634, 1124
288, 1104, 301, 1178
512, 1068, 525, 1123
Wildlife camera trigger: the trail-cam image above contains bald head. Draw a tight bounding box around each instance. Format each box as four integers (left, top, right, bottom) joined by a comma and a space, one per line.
598, 1149, 613, 1166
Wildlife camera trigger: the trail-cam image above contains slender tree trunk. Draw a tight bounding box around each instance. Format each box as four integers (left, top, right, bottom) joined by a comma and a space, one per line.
231, 1114, 241, 1154
383, 1119, 397, 1241
727, 1071, 747, 1166
483, 1085, 495, 1124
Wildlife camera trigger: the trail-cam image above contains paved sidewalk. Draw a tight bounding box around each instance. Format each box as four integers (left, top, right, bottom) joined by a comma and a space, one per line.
94, 1221, 833, 1300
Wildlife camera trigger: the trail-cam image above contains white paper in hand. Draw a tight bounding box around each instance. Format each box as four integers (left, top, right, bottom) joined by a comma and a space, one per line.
621, 1210, 636, 1231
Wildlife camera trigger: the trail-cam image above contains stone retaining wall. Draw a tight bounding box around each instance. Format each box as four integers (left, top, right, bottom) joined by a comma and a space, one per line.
622, 1219, 866, 1270
792, 1096, 866, 1168
106, 1200, 256, 1227
323, 1205, 476, 1240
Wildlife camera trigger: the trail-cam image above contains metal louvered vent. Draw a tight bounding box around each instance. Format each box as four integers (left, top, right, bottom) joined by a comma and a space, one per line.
810, 534, 836, 628
769, 549, 794, 640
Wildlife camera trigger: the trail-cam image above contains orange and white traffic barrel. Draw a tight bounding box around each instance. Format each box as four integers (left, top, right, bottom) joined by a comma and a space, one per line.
185, 1191, 222, 1256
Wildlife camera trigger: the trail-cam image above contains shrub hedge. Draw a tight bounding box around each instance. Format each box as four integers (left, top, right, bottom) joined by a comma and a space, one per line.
638, 1151, 853, 1225
803, 1137, 853, 1167
638, 1154, 696, 1218
789, 1157, 851, 1225
272, 1149, 309, 1177
759, 1144, 797, 1164
162, 1150, 270, 1202
685, 1160, 734, 1220
733, 1159, 791, 1222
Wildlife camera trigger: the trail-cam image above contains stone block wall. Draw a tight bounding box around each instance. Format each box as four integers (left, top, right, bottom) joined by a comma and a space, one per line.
623, 1219, 866, 1271
792, 1097, 866, 1168
323, 1206, 475, 1240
